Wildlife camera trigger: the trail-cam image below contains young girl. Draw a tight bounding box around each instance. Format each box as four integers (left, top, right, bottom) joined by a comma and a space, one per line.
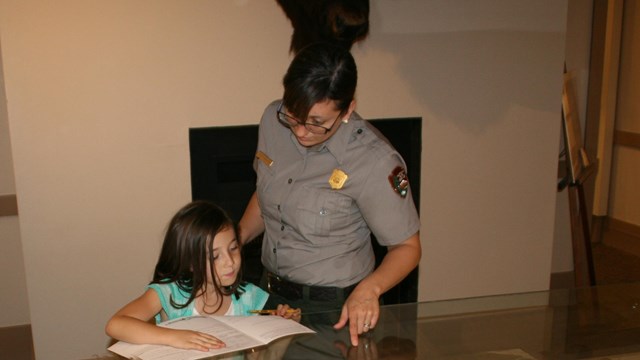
105, 200, 300, 352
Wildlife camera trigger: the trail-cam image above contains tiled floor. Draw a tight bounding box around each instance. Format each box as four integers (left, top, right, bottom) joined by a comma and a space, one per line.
593, 242, 640, 285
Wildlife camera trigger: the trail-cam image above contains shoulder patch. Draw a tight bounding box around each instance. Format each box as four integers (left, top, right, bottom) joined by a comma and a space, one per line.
388, 166, 409, 197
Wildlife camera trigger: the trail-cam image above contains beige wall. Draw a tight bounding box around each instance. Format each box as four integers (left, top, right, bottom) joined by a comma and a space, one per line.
0, 39, 30, 327
609, 0, 640, 225
0, 42, 15, 193
551, 0, 595, 274
0, 1, 569, 359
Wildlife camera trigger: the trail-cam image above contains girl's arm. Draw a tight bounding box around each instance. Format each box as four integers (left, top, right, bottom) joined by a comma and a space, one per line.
239, 192, 265, 245
105, 289, 224, 351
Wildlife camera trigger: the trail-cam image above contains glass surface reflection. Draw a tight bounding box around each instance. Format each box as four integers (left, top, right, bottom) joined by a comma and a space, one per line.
171, 283, 640, 359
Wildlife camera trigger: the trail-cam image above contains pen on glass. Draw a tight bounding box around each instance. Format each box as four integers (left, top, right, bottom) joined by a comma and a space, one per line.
249, 309, 300, 315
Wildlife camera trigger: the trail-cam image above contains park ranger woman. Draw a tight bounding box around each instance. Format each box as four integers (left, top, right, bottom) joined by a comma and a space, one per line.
239, 42, 421, 347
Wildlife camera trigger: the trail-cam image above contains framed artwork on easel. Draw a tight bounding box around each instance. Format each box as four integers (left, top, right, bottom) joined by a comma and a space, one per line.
562, 72, 588, 184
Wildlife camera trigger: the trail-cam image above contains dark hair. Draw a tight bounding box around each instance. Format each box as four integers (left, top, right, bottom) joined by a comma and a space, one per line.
282, 42, 357, 121
151, 200, 243, 314
276, 0, 369, 55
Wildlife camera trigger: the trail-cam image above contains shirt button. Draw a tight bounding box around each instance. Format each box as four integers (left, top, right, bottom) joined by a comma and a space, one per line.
287, 178, 293, 184
357, 128, 363, 134
272, 248, 277, 254
277, 204, 281, 211
281, 225, 285, 231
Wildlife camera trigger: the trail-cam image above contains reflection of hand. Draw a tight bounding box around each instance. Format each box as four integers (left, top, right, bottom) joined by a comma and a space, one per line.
333, 283, 380, 345
335, 336, 417, 360
377, 336, 417, 360
334, 336, 378, 360
245, 337, 293, 360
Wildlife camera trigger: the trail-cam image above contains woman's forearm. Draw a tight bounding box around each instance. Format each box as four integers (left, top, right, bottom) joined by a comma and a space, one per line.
360, 232, 421, 296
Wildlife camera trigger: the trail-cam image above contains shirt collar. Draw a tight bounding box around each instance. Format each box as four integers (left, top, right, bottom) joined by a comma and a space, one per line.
288, 111, 363, 164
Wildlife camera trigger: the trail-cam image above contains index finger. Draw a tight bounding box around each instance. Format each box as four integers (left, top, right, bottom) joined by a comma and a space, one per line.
349, 313, 360, 346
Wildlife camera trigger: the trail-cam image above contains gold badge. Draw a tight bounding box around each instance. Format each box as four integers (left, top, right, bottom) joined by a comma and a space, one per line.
329, 169, 348, 190
256, 151, 273, 167
389, 166, 409, 197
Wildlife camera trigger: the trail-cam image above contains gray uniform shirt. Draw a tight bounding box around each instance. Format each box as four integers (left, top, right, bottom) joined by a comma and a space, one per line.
254, 100, 420, 288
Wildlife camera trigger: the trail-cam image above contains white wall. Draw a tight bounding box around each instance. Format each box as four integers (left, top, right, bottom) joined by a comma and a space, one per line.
0, 1, 568, 359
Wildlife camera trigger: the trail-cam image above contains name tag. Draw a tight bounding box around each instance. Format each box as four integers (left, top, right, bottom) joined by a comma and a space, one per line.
256, 151, 273, 167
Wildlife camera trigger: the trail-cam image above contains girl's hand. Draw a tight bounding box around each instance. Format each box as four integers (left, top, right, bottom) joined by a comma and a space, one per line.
167, 329, 225, 351
276, 304, 302, 322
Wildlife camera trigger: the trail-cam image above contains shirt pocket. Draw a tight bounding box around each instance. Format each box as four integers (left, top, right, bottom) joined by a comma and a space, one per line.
255, 157, 275, 202
296, 186, 355, 240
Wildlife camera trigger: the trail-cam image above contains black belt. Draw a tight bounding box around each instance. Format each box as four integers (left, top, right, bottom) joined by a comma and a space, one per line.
266, 271, 357, 302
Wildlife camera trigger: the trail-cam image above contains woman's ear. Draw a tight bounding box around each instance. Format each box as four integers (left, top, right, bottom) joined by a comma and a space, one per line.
342, 100, 357, 123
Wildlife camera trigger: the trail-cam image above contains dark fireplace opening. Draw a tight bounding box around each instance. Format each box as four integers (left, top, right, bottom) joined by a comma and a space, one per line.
189, 117, 421, 305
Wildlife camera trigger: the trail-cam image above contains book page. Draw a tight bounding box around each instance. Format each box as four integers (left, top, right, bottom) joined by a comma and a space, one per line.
108, 316, 263, 360
215, 315, 315, 343
107, 316, 314, 360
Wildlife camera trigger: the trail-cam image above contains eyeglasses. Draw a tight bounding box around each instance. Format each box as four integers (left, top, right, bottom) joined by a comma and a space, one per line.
276, 103, 340, 135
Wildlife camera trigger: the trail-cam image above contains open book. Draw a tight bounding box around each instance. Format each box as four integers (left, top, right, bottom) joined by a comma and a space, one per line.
108, 315, 315, 360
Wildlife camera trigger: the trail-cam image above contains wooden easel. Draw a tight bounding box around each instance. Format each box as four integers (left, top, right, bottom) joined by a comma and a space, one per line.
559, 162, 597, 287
559, 70, 597, 287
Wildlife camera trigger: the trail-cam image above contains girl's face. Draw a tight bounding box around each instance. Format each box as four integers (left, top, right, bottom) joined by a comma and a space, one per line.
207, 227, 241, 287
288, 99, 356, 147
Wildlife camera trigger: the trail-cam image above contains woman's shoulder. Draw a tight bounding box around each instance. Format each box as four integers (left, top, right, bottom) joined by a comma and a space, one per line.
348, 119, 402, 161
261, 100, 281, 118
266, 99, 281, 109
258, 100, 284, 131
